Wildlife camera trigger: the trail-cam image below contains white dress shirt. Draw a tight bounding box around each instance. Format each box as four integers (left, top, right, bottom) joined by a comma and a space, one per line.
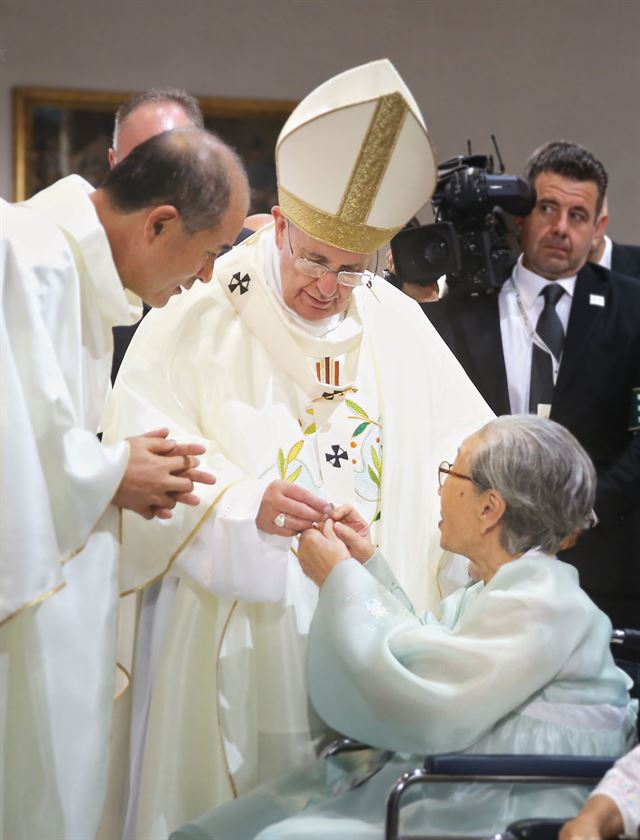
597, 234, 613, 269
498, 256, 576, 414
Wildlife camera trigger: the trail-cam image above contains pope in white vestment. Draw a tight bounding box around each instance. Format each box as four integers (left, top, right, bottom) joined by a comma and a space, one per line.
1, 176, 140, 840
104, 60, 494, 838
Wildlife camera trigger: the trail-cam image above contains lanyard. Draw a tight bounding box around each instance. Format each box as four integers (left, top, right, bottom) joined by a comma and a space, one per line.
509, 277, 561, 382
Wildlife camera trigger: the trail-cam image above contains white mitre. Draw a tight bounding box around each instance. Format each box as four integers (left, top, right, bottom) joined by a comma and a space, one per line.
276, 58, 437, 254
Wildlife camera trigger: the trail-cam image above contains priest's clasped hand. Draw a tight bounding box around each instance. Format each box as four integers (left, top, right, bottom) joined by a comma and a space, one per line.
112, 428, 216, 520
256, 480, 334, 536
298, 507, 376, 586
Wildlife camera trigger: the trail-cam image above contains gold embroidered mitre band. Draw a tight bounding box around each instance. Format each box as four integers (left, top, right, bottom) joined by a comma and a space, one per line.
276, 59, 437, 254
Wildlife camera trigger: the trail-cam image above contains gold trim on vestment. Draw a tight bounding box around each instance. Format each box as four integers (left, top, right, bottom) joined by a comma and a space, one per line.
216, 600, 239, 800
0, 581, 66, 628
61, 544, 84, 566
114, 661, 131, 702
338, 93, 408, 225
279, 187, 400, 254
119, 482, 240, 596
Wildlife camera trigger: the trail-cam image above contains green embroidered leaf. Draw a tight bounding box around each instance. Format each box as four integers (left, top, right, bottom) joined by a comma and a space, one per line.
372, 511, 381, 522
352, 421, 369, 437
277, 448, 286, 479
305, 407, 314, 415
286, 465, 302, 484
287, 439, 304, 465
345, 399, 368, 419
303, 423, 316, 436
368, 466, 381, 487
371, 446, 381, 474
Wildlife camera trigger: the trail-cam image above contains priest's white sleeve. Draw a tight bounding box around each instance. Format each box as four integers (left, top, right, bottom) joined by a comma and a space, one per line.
307, 557, 599, 755
172, 477, 292, 602
1, 222, 128, 621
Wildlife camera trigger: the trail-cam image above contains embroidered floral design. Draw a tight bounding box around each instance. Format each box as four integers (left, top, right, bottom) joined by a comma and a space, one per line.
303, 407, 316, 436
277, 440, 305, 484
346, 398, 381, 437
364, 596, 388, 620
345, 399, 383, 525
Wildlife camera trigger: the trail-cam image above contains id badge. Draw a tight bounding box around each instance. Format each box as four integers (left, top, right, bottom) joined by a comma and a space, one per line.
536, 403, 551, 419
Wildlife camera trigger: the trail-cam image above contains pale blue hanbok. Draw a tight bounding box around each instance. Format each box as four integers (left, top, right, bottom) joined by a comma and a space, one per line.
172, 550, 637, 839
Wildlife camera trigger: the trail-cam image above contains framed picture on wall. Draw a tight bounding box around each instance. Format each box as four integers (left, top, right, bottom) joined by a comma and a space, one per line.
12, 87, 297, 211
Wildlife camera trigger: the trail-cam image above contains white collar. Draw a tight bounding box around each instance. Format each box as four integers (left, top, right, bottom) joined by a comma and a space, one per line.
511, 254, 576, 310
24, 175, 142, 327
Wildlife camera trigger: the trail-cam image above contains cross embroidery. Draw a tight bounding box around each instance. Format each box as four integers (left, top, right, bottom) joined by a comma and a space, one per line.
325, 445, 348, 468
228, 272, 252, 295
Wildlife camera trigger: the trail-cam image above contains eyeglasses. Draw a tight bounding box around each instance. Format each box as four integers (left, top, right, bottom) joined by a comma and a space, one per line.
285, 221, 375, 288
438, 460, 474, 488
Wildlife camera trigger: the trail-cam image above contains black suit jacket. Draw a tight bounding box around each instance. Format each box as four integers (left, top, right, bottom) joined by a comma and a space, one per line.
424, 263, 640, 626
611, 242, 640, 280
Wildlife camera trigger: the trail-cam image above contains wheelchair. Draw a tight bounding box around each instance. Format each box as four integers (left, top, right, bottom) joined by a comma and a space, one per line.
327, 628, 640, 840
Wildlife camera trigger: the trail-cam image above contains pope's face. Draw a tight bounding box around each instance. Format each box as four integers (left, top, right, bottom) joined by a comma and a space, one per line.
519, 172, 606, 280
273, 209, 371, 321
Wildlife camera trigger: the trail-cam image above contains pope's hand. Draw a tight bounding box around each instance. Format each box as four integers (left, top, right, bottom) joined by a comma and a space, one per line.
256, 480, 333, 536
298, 519, 350, 586
112, 428, 216, 520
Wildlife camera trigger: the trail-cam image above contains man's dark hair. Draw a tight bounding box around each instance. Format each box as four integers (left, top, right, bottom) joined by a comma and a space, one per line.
101, 128, 247, 234
524, 141, 608, 216
113, 88, 204, 145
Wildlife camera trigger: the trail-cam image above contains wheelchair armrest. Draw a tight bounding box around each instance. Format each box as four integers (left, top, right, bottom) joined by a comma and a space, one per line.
424, 754, 616, 779
611, 628, 640, 651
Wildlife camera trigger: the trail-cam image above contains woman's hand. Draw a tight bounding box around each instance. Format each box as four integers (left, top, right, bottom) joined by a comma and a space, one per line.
297, 519, 350, 586
330, 505, 375, 563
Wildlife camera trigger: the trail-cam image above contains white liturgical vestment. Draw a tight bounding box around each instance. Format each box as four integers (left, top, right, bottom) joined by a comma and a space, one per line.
0, 176, 141, 840
104, 224, 494, 839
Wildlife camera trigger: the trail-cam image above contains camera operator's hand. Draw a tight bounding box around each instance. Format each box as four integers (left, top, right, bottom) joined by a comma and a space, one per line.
385, 249, 396, 274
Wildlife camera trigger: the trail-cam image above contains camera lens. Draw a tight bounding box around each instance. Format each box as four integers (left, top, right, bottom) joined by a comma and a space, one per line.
423, 238, 449, 268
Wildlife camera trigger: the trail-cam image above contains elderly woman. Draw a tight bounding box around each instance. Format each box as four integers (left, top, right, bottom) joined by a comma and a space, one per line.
172, 416, 636, 840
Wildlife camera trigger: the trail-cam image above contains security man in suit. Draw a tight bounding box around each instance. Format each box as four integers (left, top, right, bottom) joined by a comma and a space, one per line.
425, 141, 640, 628
589, 196, 640, 279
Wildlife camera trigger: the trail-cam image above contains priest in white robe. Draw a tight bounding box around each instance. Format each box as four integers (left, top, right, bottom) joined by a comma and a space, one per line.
0, 129, 248, 840
104, 60, 494, 839
171, 416, 636, 840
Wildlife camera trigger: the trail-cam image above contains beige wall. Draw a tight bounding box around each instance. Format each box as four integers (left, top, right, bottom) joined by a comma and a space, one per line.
1, 0, 638, 240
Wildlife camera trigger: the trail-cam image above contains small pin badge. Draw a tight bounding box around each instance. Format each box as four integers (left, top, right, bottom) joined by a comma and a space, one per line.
589, 294, 605, 307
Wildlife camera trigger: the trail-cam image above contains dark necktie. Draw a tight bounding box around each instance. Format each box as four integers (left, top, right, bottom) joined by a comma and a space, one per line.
528, 283, 565, 413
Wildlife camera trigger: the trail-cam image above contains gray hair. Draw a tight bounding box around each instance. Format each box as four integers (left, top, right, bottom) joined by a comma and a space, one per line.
113, 87, 204, 147
469, 415, 596, 556
101, 128, 248, 234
